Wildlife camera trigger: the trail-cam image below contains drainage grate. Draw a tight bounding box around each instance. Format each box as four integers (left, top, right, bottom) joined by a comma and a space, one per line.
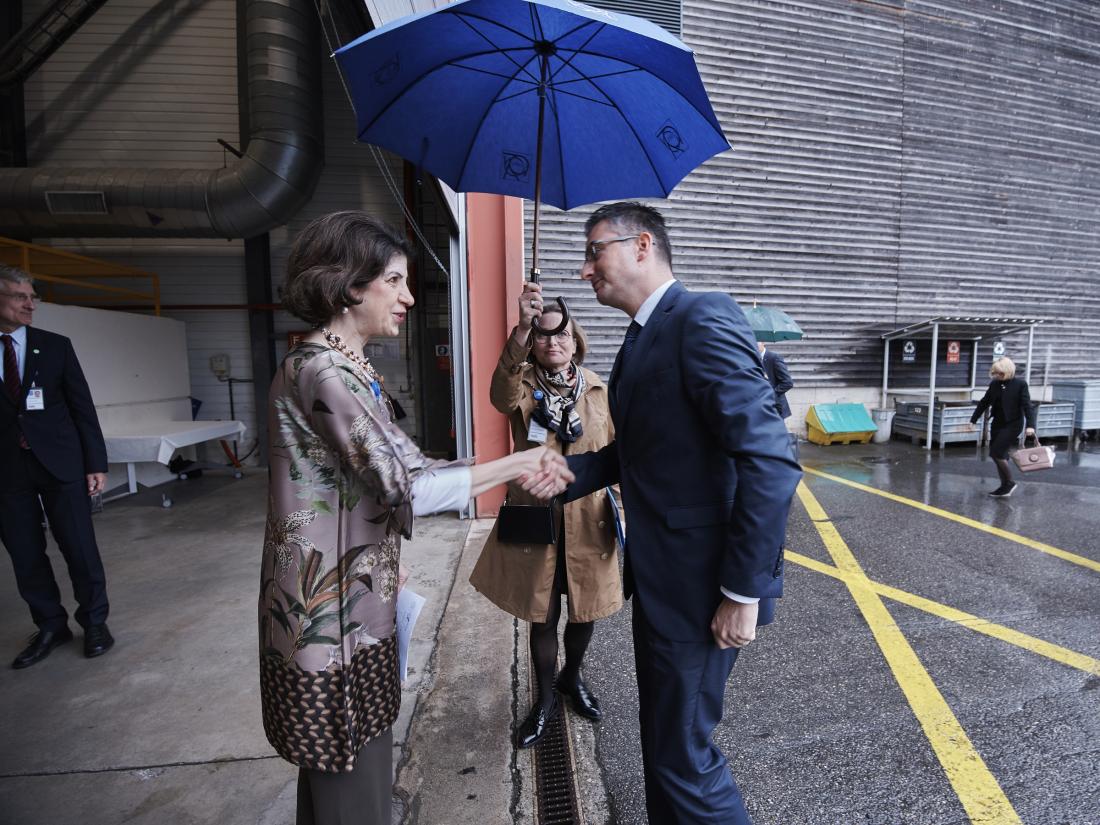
533, 710, 583, 825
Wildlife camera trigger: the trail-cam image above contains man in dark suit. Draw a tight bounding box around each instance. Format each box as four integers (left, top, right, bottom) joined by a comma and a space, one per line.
757, 342, 793, 419
0, 265, 114, 668
538, 203, 802, 823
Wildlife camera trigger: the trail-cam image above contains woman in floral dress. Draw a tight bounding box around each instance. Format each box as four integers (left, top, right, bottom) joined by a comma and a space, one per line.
259, 211, 570, 824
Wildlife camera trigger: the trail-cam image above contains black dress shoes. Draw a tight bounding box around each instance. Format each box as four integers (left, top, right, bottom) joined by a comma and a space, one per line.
84, 623, 115, 658
515, 699, 559, 749
11, 627, 74, 669
555, 676, 602, 721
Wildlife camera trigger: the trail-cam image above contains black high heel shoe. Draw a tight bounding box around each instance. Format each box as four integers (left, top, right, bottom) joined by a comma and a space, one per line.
515, 698, 559, 749
555, 675, 602, 721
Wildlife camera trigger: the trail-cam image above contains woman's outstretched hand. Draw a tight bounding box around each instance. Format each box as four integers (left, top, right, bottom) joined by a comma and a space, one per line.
515, 447, 574, 500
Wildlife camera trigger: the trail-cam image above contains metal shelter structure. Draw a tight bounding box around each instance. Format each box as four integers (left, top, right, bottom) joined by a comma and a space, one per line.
881, 316, 1044, 450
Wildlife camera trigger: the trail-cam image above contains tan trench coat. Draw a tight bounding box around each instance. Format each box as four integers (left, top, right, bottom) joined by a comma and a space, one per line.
470, 334, 623, 624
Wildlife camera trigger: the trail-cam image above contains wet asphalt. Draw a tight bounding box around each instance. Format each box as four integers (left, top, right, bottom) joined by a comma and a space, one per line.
577, 437, 1100, 825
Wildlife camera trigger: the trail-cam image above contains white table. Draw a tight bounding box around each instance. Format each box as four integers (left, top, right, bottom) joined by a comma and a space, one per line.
103, 420, 247, 500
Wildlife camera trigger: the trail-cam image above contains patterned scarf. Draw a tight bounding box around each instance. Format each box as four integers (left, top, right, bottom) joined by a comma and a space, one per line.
532, 363, 585, 443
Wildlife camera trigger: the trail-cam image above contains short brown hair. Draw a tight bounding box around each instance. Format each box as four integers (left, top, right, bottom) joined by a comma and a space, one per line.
281, 211, 413, 327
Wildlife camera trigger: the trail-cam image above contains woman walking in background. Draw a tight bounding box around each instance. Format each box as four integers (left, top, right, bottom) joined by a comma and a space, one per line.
969, 356, 1036, 498
259, 212, 570, 825
471, 281, 622, 749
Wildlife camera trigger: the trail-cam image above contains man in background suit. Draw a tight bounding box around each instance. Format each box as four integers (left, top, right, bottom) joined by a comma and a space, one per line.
0, 264, 114, 668
757, 341, 793, 420
530, 203, 802, 824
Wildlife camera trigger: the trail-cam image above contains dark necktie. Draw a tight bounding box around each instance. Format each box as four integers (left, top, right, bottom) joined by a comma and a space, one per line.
2, 334, 20, 402
620, 320, 642, 366
2, 334, 29, 449
611, 320, 642, 404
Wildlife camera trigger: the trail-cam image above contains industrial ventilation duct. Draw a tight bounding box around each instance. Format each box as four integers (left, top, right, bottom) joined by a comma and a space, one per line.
0, 0, 324, 238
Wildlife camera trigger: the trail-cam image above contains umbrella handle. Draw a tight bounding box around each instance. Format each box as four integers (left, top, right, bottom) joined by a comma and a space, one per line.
531, 296, 571, 336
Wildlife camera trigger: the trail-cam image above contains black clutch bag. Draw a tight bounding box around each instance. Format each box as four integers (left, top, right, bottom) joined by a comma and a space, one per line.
497, 500, 557, 545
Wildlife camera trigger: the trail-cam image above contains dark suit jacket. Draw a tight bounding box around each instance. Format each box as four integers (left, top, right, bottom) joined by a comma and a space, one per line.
566, 283, 803, 642
0, 326, 107, 489
760, 348, 793, 419
970, 377, 1036, 430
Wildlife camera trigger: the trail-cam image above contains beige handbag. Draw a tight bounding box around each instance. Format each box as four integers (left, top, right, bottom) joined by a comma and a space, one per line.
1011, 435, 1055, 472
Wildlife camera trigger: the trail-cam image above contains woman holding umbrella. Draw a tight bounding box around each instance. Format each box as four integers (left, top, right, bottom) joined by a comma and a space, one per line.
259, 212, 571, 823
471, 281, 622, 749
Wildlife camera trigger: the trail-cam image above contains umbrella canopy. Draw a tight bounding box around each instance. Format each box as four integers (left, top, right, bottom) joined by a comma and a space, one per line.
746, 305, 804, 342
333, 0, 729, 211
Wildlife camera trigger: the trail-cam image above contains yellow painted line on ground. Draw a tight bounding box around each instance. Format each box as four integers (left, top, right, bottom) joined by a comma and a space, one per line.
797, 482, 1022, 824
786, 550, 1100, 677
802, 466, 1100, 574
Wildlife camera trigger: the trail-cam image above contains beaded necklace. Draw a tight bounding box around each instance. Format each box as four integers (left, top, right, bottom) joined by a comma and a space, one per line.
320, 327, 387, 407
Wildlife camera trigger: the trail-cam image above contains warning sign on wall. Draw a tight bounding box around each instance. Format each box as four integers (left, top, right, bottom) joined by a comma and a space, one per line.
946, 340, 960, 364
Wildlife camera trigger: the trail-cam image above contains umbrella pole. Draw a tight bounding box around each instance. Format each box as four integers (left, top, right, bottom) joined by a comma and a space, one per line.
529, 50, 569, 336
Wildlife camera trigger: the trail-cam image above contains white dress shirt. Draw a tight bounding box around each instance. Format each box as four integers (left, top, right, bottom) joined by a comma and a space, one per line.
411, 466, 472, 516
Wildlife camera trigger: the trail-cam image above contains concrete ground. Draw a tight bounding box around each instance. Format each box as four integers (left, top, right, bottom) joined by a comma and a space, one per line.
1, 436, 1097, 825
0, 473, 541, 825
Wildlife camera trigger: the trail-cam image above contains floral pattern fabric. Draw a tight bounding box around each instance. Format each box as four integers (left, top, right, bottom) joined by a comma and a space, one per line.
259, 343, 444, 772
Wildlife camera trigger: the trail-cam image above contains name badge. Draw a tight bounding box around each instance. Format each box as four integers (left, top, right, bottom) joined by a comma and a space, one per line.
26, 387, 45, 411
527, 420, 549, 444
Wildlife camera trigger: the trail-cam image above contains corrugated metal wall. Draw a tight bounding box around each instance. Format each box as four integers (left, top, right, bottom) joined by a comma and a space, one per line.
530, 0, 1100, 387
897, 0, 1100, 381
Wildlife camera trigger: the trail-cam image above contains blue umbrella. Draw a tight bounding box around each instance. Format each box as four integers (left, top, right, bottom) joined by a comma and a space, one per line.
334, 0, 729, 332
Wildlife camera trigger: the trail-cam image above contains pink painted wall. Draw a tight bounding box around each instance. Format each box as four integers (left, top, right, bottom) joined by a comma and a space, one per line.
466, 194, 524, 516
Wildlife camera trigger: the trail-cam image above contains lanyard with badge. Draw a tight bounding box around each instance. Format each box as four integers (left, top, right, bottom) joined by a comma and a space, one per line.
527, 390, 549, 443
26, 383, 44, 410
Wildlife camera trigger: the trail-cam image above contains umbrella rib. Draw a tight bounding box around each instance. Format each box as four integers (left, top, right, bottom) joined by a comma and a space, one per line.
453, 52, 543, 190
529, 2, 545, 42
453, 11, 538, 84
577, 72, 667, 195
554, 47, 729, 145
547, 21, 605, 86
357, 47, 536, 137
453, 62, 538, 87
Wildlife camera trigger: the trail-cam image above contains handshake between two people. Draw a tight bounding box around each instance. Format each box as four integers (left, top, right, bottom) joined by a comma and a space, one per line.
512, 447, 574, 500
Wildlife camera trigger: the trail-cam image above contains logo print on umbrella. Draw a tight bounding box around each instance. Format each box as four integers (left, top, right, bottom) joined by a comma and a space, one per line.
657, 121, 687, 157
373, 55, 399, 86
502, 151, 531, 182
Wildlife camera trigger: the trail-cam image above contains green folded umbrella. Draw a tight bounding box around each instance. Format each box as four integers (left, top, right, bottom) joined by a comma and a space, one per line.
745, 303, 804, 342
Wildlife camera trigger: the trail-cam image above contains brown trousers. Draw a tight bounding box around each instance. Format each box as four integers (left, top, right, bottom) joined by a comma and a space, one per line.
296, 729, 393, 825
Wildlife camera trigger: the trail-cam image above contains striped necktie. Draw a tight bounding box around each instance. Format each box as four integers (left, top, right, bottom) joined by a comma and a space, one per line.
2, 334, 20, 402
2, 334, 29, 449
